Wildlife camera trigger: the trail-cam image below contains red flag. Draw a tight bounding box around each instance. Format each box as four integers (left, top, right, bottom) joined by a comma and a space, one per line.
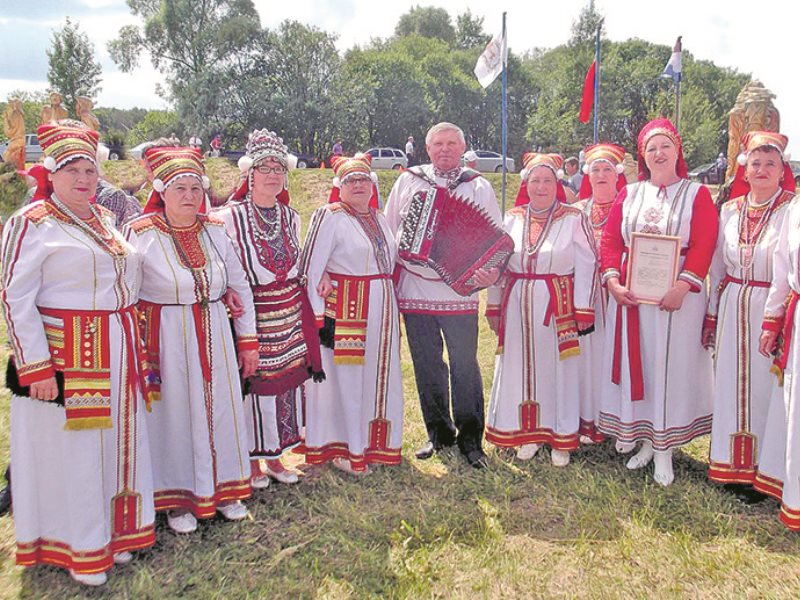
579, 60, 596, 123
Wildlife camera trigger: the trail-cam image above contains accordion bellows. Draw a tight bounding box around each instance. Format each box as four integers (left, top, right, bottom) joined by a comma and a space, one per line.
399, 188, 514, 296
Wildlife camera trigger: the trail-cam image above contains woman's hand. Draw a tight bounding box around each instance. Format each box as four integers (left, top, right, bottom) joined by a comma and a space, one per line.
607, 278, 639, 307
659, 280, 690, 312
317, 272, 334, 298
30, 377, 58, 401
759, 330, 779, 358
701, 327, 716, 350
472, 267, 501, 288
223, 288, 245, 318
238, 349, 259, 379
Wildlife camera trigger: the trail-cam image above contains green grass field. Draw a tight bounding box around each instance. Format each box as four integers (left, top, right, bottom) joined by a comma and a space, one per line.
1, 163, 800, 598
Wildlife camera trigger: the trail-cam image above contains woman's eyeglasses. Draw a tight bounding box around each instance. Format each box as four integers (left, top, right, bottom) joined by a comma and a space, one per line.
255, 165, 288, 174
343, 176, 371, 185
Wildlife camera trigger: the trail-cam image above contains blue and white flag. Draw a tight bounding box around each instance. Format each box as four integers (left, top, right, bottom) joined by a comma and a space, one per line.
661, 36, 682, 82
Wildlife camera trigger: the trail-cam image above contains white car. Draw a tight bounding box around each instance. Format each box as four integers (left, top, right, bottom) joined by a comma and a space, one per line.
128, 142, 152, 160
365, 147, 408, 170
463, 150, 515, 173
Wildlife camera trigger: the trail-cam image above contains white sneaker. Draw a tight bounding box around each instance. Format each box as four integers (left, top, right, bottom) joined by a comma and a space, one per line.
551, 449, 571, 467
579, 435, 597, 445
251, 475, 271, 489
217, 501, 249, 521
167, 511, 198, 534
70, 570, 108, 586
113, 551, 133, 565
332, 457, 368, 476
516, 443, 540, 461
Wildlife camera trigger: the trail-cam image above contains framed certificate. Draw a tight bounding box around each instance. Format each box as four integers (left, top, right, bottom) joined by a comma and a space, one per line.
626, 232, 681, 305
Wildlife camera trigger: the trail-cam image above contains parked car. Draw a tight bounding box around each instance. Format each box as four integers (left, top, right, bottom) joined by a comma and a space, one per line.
688, 162, 724, 185
0, 133, 43, 163
462, 150, 515, 173
365, 147, 408, 170
222, 148, 320, 169
128, 142, 152, 160
105, 141, 125, 161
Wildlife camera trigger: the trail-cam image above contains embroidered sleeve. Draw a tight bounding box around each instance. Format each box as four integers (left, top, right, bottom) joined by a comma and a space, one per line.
0, 213, 54, 385
600, 187, 627, 285
678, 186, 718, 293
705, 208, 727, 317
764, 201, 796, 326
219, 228, 257, 343
301, 207, 337, 326
573, 211, 598, 315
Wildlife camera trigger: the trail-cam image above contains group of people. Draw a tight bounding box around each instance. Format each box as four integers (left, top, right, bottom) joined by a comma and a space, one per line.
2, 115, 800, 587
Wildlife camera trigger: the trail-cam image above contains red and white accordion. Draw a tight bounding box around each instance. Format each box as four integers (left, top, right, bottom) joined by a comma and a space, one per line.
398, 187, 514, 296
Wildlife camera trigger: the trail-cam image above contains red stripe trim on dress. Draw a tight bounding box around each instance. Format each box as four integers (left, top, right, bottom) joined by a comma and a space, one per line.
154, 481, 252, 518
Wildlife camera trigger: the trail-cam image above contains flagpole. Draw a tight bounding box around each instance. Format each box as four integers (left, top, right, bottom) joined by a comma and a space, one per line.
675, 78, 681, 132
593, 20, 602, 144
501, 11, 508, 215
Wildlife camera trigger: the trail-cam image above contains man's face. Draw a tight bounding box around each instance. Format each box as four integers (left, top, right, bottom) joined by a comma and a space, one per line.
565, 161, 578, 176
427, 129, 466, 171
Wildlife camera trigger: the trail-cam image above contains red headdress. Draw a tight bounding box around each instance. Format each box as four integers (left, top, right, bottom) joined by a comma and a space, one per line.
636, 118, 688, 181
29, 122, 100, 201
515, 152, 567, 206
577, 143, 628, 200
328, 154, 380, 209
728, 130, 794, 198
142, 146, 209, 213
228, 128, 295, 206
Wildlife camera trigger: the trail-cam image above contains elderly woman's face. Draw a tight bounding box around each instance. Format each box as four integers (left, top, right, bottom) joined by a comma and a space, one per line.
588, 160, 617, 195
526, 165, 558, 205
643, 134, 678, 176
49, 158, 98, 206
162, 175, 204, 220
251, 157, 287, 199
339, 174, 372, 205
746, 148, 783, 194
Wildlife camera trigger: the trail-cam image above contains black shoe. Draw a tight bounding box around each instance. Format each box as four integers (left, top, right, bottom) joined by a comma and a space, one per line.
0, 485, 10, 516
415, 441, 436, 460
466, 449, 489, 469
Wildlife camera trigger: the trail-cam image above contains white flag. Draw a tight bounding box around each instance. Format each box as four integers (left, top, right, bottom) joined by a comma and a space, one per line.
474, 31, 508, 89
660, 36, 682, 83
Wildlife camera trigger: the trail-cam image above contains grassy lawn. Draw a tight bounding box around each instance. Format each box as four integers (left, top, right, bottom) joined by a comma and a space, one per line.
0, 163, 799, 598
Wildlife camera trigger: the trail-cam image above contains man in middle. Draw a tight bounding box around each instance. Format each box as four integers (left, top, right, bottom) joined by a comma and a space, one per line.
384, 122, 502, 468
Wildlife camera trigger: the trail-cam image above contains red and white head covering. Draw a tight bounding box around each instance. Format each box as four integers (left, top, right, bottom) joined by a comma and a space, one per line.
636, 117, 688, 181
328, 154, 380, 209
142, 146, 209, 213
515, 152, 567, 206
729, 130, 794, 198
27, 122, 100, 202
38, 121, 99, 172
228, 129, 296, 205
578, 142, 628, 200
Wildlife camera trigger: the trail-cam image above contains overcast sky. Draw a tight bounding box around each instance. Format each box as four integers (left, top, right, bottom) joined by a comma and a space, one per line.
1, 0, 797, 155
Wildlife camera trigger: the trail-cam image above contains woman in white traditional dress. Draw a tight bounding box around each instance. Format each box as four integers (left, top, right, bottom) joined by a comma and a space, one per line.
217, 129, 323, 488
599, 118, 718, 486
126, 146, 259, 534
756, 139, 800, 529
1, 122, 155, 586
702, 131, 795, 502
300, 155, 403, 475
573, 143, 628, 444
485, 153, 597, 466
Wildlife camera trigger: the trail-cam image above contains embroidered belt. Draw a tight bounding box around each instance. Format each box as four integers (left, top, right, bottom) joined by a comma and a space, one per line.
718, 274, 771, 291
137, 298, 222, 405
497, 272, 580, 360
611, 247, 688, 401
325, 272, 391, 365
37, 305, 142, 430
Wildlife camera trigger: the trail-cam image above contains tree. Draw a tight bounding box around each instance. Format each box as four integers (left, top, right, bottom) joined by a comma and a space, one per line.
46, 17, 103, 116
455, 10, 490, 49
127, 110, 182, 146
395, 6, 456, 45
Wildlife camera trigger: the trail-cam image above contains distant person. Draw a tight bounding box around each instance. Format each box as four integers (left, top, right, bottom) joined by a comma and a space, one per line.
564, 156, 583, 194
330, 138, 343, 167
189, 134, 202, 150
715, 152, 728, 182
405, 136, 415, 166
210, 134, 222, 157
463, 150, 479, 170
